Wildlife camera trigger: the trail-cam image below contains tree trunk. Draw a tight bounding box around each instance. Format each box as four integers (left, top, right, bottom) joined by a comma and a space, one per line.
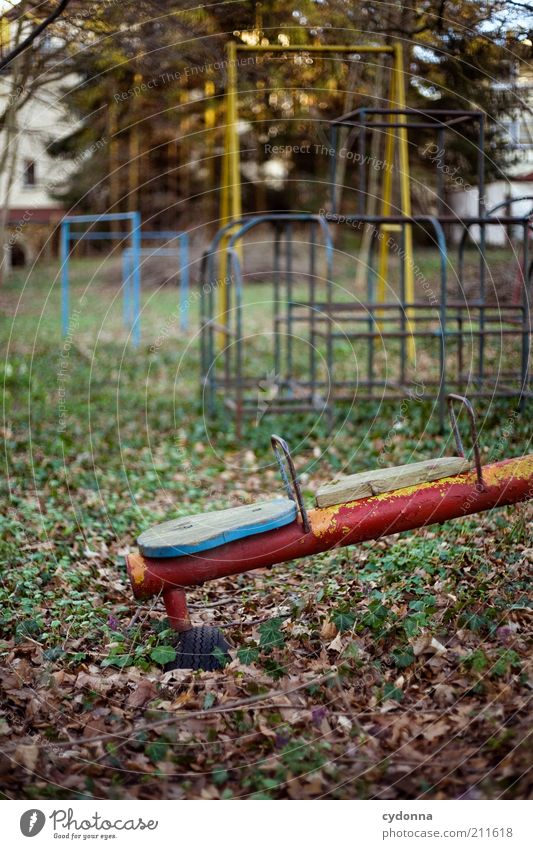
0, 12, 28, 285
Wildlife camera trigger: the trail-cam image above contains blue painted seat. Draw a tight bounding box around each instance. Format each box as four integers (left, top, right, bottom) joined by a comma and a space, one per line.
138, 497, 297, 558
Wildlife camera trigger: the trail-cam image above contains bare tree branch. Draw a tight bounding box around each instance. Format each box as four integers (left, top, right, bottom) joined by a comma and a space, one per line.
0, 0, 73, 72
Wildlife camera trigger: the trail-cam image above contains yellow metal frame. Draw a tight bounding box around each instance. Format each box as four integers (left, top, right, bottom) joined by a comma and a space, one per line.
219, 42, 414, 355
204, 77, 216, 187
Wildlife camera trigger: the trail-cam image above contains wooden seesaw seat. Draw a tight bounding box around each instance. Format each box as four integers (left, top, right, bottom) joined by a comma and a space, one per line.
316, 456, 472, 508
138, 498, 297, 558
137, 435, 309, 560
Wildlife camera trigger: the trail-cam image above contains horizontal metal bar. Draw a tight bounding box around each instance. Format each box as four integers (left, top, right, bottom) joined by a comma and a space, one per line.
62, 212, 139, 223
280, 310, 524, 320
202, 320, 237, 335
331, 107, 483, 126
336, 120, 473, 130
312, 329, 527, 339
70, 231, 133, 239
235, 44, 394, 53
286, 301, 524, 312
141, 231, 186, 239
70, 232, 185, 241
325, 213, 533, 225
123, 248, 181, 255
341, 108, 484, 116
229, 388, 532, 404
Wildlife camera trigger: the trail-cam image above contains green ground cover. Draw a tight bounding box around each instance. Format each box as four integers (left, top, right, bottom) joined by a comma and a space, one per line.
0, 256, 531, 799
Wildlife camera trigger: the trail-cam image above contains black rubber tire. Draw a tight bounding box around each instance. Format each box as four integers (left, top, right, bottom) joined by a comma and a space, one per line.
165, 626, 232, 672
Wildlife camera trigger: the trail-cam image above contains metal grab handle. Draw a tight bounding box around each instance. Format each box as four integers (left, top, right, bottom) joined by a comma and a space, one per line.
447, 394, 485, 489
271, 434, 311, 533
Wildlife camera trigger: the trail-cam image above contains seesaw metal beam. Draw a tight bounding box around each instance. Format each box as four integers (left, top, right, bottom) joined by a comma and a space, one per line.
127, 454, 533, 614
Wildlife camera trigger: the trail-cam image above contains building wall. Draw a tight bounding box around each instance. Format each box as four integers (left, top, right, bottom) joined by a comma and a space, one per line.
451, 182, 533, 245
450, 63, 533, 245
0, 72, 79, 267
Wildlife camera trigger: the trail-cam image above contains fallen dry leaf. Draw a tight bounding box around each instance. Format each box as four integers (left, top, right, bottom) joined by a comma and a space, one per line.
15, 745, 39, 772
127, 680, 157, 708
328, 633, 343, 653
321, 620, 338, 640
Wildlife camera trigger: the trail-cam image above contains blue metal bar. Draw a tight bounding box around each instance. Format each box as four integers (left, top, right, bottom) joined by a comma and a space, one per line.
203, 215, 322, 289
199, 214, 335, 423
141, 231, 186, 240
62, 212, 139, 223
70, 231, 134, 240
123, 248, 182, 255
60, 220, 70, 336
131, 211, 142, 348
122, 250, 131, 327
285, 221, 293, 385
61, 211, 147, 348
71, 232, 189, 242
225, 214, 334, 256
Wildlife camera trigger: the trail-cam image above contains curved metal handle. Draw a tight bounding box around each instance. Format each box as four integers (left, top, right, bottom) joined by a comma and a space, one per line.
447, 394, 485, 489
271, 434, 311, 533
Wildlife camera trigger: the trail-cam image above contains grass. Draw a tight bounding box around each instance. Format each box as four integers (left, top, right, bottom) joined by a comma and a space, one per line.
0, 254, 531, 800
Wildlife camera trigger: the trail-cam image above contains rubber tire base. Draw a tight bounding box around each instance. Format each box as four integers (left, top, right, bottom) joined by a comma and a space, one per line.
165, 626, 232, 672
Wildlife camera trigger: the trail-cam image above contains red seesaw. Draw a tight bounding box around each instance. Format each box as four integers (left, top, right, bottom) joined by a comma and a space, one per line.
126, 396, 533, 669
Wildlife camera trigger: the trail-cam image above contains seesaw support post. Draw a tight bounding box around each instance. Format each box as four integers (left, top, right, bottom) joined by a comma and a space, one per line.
163, 587, 191, 632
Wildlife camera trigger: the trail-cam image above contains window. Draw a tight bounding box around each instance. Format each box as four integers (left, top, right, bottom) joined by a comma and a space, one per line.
23, 160, 36, 187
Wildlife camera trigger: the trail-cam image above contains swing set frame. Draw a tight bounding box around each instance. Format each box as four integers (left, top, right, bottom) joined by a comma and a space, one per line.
219, 41, 415, 351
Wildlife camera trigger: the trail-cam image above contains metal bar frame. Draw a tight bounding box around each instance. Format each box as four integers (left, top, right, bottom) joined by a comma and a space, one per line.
122, 232, 190, 331
331, 107, 485, 364
200, 209, 533, 434
219, 41, 410, 347
60, 212, 142, 347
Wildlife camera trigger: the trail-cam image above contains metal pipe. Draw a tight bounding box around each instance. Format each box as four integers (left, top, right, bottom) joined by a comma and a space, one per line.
235, 45, 395, 53
309, 220, 317, 401
271, 434, 311, 532
122, 249, 131, 327
358, 110, 366, 217
62, 212, 140, 224
286, 221, 293, 383
127, 453, 533, 598
179, 232, 190, 332
334, 108, 484, 118
478, 113, 486, 392
163, 588, 191, 631
522, 219, 531, 412
131, 211, 142, 348
330, 123, 338, 213
60, 220, 70, 337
